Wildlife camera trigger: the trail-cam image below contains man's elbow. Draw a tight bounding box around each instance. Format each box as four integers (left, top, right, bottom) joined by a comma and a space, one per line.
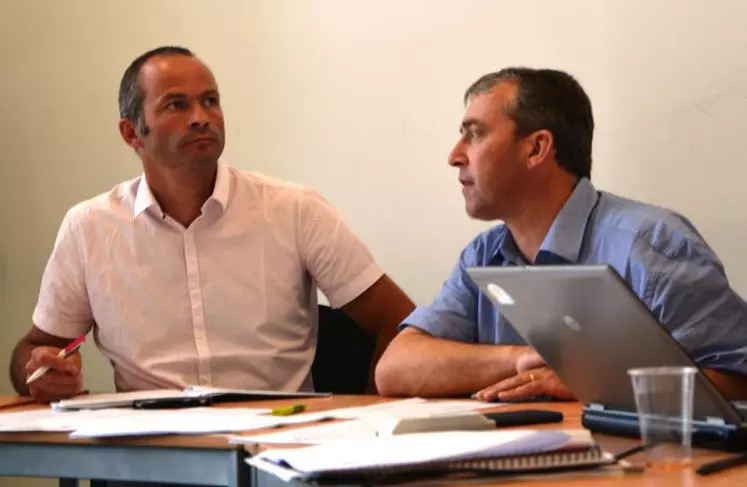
374, 353, 402, 397
375, 359, 411, 397
375, 342, 428, 397
374, 328, 425, 397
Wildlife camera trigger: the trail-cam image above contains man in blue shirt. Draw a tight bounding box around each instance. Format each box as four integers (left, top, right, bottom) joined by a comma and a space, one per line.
375, 67, 747, 401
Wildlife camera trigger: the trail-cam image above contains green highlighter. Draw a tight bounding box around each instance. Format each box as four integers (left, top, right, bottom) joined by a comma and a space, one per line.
270, 403, 307, 416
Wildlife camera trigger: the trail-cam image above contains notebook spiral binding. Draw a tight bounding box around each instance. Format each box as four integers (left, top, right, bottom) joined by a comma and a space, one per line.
446, 445, 610, 472
303, 445, 615, 482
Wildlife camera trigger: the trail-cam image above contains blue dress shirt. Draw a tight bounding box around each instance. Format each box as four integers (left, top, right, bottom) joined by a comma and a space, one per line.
402, 178, 747, 374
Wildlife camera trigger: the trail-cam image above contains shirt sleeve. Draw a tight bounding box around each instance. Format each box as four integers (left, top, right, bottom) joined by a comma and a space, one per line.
398, 244, 480, 342
638, 240, 747, 375
299, 189, 384, 308
32, 208, 94, 339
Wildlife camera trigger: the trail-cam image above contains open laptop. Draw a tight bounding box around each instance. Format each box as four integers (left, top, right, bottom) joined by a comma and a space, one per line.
466, 264, 747, 451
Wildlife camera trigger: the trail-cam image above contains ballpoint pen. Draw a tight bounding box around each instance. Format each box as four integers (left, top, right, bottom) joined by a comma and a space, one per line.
133, 397, 213, 409
25, 334, 86, 384
697, 452, 747, 476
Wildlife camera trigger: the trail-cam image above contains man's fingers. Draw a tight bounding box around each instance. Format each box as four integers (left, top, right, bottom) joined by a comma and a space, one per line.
28, 383, 83, 403
27, 351, 81, 376
23, 347, 84, 403
496, 381, 541, 401
34, 370, 83, 388
28, 373, 84, 403
35, 354, 78, 374
476, 372, 537, 402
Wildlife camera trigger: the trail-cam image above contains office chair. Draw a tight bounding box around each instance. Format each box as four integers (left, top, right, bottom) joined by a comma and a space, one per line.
311, 304, 376, 394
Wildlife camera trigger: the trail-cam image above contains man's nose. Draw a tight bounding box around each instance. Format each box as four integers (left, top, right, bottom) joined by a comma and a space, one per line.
190, 119, 209, 130
189, 104, 209, 129
448, 140, 467, 167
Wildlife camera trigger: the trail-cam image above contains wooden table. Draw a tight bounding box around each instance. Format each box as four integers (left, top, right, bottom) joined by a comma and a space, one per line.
0, 394, 403, 486
1, 395, 746, 487
0, 395, 251, 487
240, 398, 747, 487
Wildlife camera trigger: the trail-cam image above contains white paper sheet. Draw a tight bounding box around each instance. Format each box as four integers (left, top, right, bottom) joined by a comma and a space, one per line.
0, 408, 150, 432
231, 418, 378, 444
0, 406, 322, 437
319, 397, 495, 419
68, 407, 279, 438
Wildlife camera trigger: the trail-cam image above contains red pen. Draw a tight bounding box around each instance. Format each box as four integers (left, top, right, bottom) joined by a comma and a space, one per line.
25, 334, 86, 384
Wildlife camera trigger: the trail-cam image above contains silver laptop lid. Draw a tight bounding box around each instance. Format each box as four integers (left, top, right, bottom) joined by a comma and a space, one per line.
466, 265, 742, 425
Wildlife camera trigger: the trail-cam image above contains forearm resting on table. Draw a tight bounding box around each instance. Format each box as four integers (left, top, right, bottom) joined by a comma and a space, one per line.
339, 274, 416, 394
375, 328, 527, 397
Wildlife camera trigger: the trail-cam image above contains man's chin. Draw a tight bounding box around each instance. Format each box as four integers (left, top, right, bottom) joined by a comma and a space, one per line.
186, 147, 223, 165
465, 203, 501, 222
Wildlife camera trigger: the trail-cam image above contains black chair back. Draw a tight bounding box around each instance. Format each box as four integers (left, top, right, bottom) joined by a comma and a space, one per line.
311, 305, 376, 394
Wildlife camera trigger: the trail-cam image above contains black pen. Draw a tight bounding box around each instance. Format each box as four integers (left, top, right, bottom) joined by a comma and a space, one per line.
697, 452, 747, 476
614, 444, 646, 462
132, 396, 212, 409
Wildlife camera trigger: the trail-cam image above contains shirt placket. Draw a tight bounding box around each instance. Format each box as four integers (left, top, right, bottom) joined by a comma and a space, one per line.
183, 227, 212, 385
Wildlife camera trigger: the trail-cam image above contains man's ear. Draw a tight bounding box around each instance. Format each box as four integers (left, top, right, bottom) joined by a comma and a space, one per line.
524, 129, 554, 170
118, 118, 145, 152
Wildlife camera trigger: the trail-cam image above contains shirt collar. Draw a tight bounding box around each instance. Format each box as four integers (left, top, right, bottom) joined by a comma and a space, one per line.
538, 177, 599, 263
494, 232, 528, 266
492, 177, 599, 265
133, 161, 231, 218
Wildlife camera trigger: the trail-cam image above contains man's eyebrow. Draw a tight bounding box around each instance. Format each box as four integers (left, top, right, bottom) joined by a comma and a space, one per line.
460, 118, 484, 132
156, 90, 218, 105
157, 93, 188, 104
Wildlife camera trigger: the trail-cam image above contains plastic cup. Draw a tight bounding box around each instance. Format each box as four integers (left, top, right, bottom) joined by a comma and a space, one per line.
628, 366, 697, 470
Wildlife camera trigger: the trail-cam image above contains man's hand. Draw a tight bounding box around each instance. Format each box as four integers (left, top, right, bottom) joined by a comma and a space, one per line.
24, 347, 83, 403
474, 367, 573, 402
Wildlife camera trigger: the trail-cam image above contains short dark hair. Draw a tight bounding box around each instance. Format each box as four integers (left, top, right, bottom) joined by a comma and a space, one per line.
118, 46, 194, 135
464, 67, 594, 180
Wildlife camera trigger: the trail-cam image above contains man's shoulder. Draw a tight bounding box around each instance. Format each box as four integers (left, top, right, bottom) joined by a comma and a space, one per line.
595, 191, 715, 261
62, 176, 141, 228
229, 167, 324, 206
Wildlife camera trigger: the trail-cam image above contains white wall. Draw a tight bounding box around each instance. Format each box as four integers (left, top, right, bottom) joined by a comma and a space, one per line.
1, 0, 746, 484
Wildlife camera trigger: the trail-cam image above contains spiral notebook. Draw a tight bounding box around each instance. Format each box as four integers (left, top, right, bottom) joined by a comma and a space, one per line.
246, 429, 626, 482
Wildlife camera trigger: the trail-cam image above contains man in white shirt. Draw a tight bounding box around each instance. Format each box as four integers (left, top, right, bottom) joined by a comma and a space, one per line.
10, 46, 414, 403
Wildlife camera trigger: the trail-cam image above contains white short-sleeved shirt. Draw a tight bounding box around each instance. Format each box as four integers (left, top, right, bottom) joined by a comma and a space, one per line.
32, 161, 383, 392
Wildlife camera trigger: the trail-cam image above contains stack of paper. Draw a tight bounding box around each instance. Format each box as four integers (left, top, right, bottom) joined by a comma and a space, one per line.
230, 398, 496, 444
0, 407, 330, 438
246, 429, 596, 482
0, 397, 494, 439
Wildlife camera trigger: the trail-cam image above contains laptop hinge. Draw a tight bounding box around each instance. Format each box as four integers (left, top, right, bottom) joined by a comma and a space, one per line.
587, 403, 605, 412
705, 417, 727, 426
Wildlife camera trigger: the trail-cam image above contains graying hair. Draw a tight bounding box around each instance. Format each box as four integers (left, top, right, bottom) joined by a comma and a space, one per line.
464, 67, 594, 180
118, 46, 194, 136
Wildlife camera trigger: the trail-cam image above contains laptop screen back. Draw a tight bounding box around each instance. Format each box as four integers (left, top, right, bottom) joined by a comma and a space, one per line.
466, 265, 742, 425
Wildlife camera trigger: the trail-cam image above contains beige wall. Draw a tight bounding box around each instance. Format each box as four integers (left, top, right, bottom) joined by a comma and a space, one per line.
2, 0, 747, 485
